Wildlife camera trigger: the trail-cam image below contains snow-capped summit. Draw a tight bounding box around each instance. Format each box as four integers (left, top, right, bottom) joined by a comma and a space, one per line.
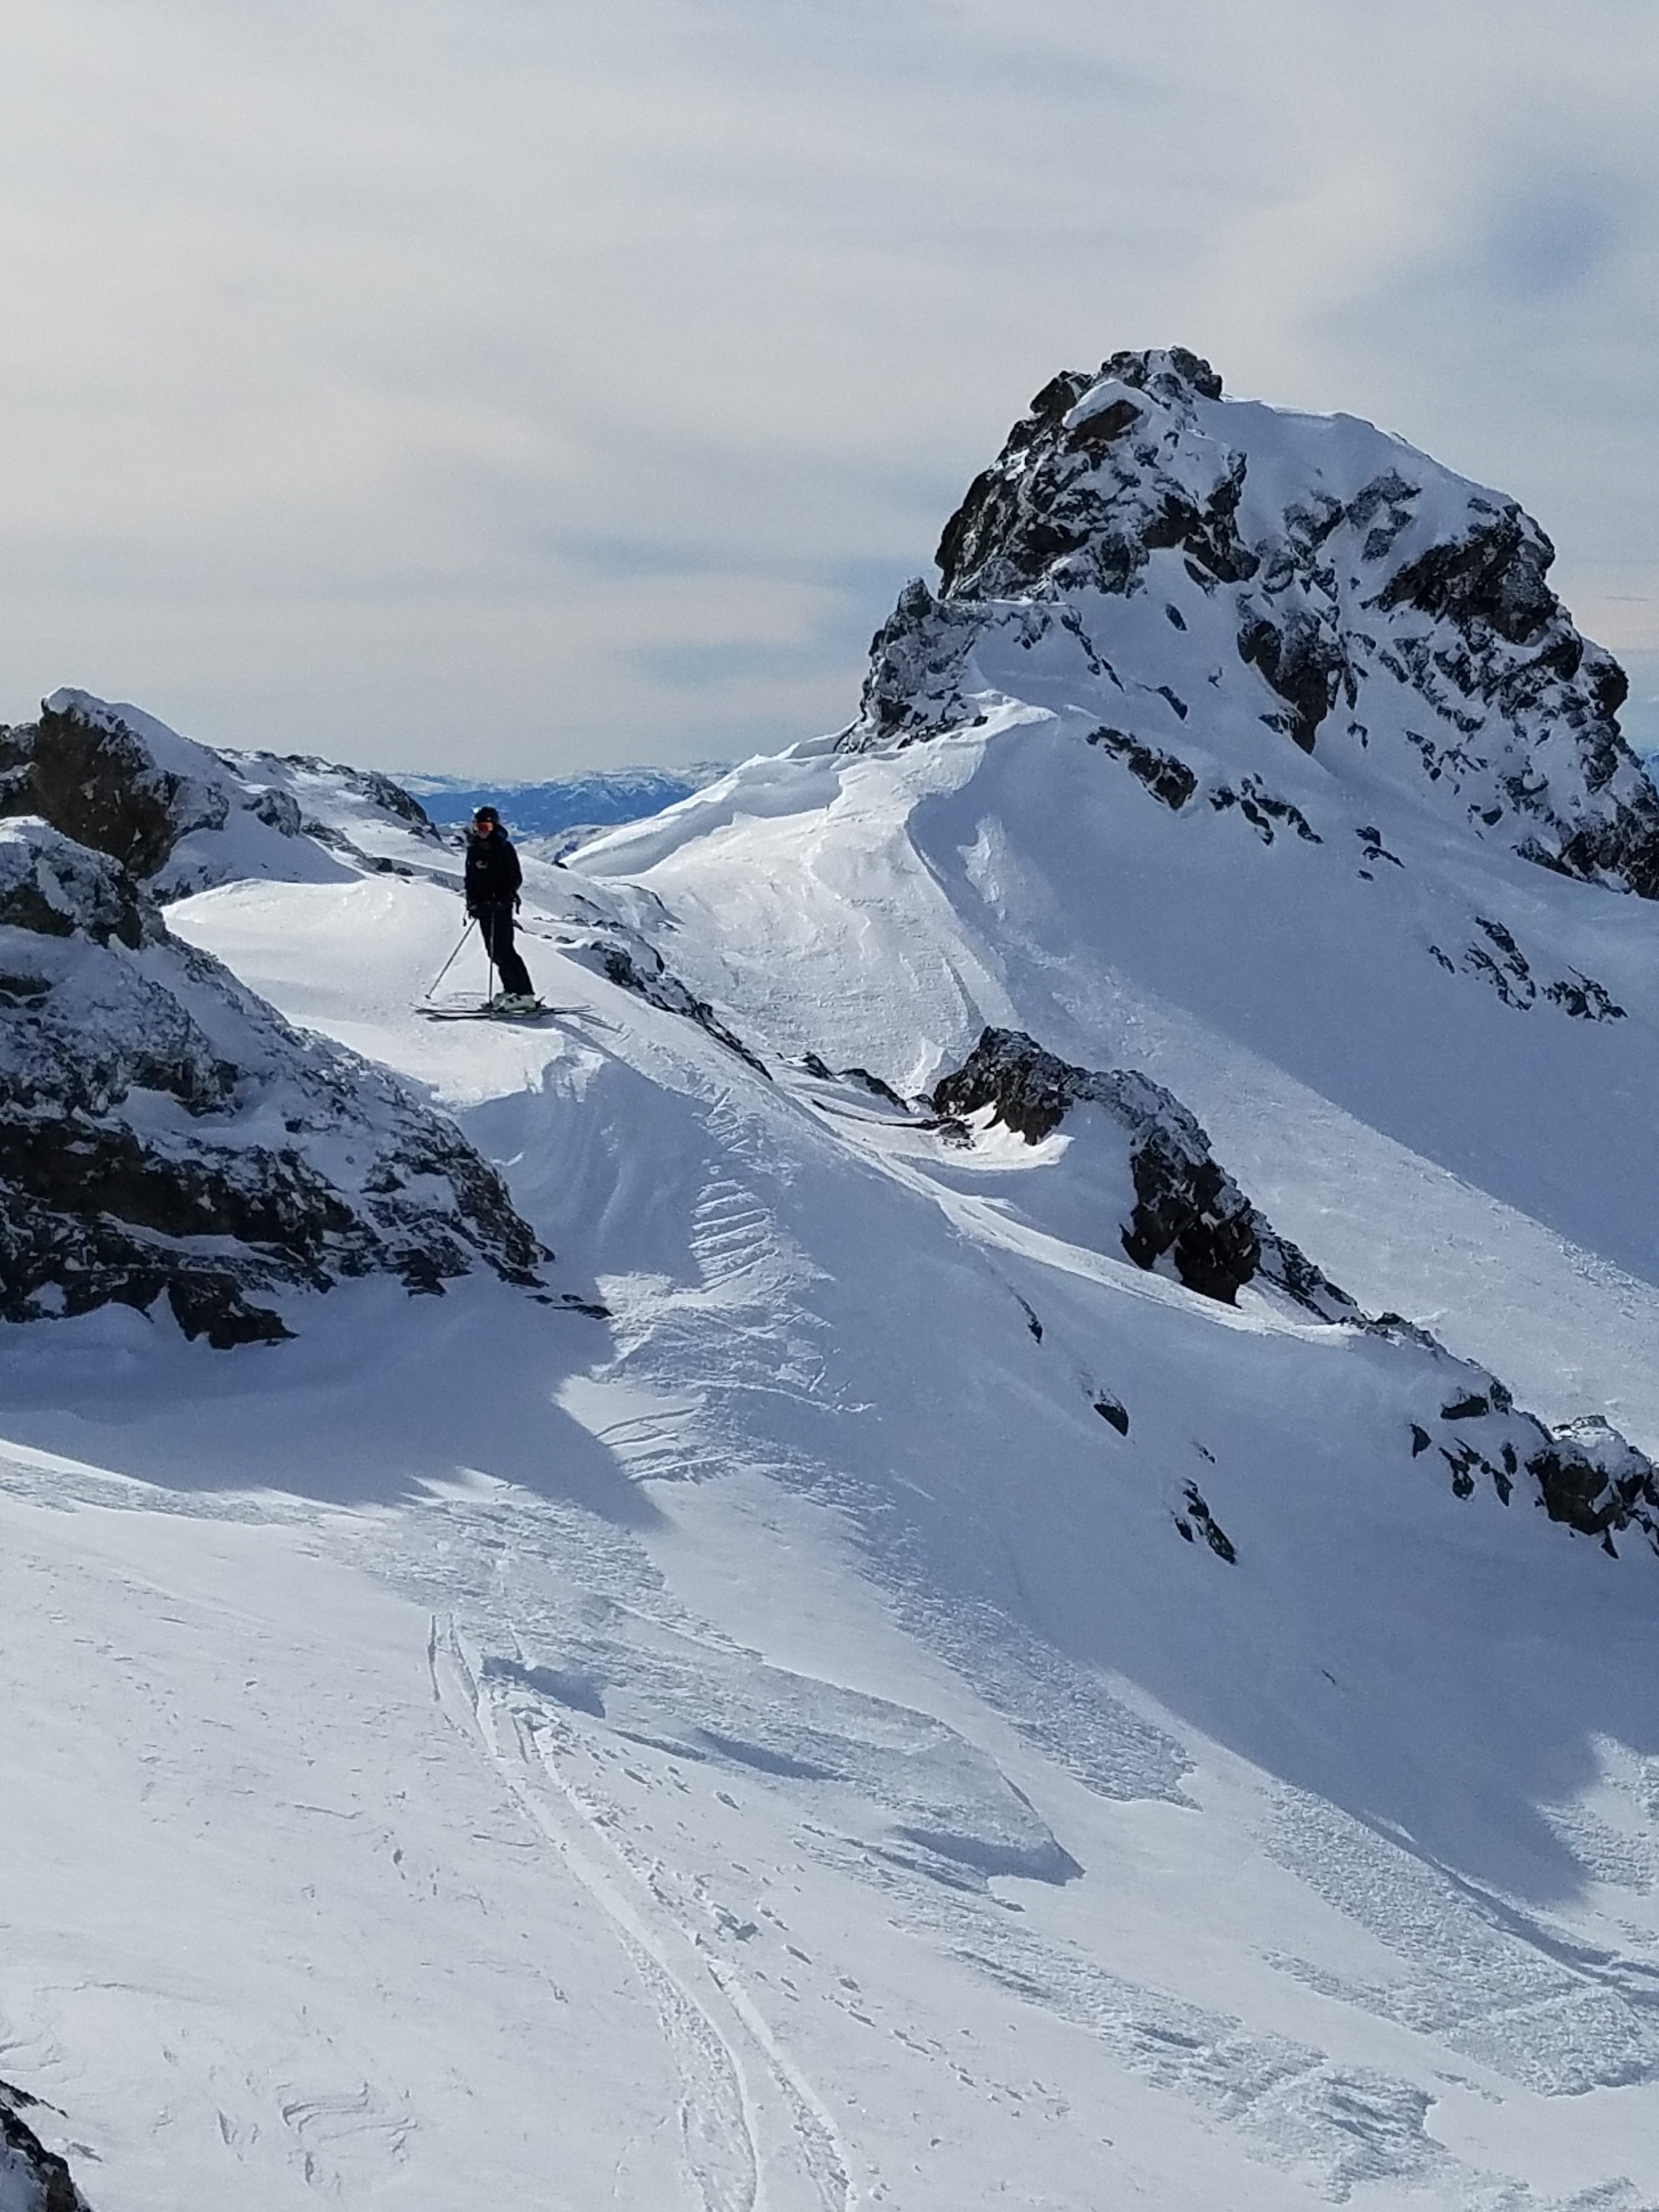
14, 358, 1659, 2211
848, 346, 1659, 896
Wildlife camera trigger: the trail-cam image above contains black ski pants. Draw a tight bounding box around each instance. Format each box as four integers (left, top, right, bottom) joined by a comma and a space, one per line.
475, 902, 534, 998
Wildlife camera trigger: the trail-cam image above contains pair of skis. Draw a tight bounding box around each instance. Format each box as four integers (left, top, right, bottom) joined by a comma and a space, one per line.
417, 918, 616, 1026
422, 997, 582, 1024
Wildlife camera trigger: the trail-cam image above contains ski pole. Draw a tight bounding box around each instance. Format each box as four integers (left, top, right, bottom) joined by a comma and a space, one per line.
423, 917, 476, 1001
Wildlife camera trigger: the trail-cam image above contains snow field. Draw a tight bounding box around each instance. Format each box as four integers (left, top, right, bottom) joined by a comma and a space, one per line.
0, 823, 1651, 2205
12, 559, 1659, 2212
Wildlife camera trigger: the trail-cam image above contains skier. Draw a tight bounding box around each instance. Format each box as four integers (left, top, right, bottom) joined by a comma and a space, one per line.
464, 805, 538, 1009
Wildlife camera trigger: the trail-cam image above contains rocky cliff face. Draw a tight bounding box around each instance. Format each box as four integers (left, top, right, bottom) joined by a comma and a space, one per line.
845, 348, 1659, 898
932, 1025, 1356, 1316
930, 1026, 1659, 1557
0, 690, 444, 900
0, 2080, 92, 2211
0, 813, 543, 1346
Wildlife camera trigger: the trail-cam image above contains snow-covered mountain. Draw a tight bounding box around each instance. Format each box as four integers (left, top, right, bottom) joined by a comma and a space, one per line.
404, 765, 727, 846
8, 353, 1659, 2210
851, 346, 1659, 895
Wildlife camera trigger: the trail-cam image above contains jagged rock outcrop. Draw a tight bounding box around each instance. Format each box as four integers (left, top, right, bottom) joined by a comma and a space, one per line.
1383, 1319, 1659, 1555
933, 1029, 1659, 1555
844, 348, 1659, 898
932, 1026, 1355, 1316
1526, 1415, 1659, 1543
0, 691, 441, 900
0, 816, 544, 1346
1, 2079, 92, 2211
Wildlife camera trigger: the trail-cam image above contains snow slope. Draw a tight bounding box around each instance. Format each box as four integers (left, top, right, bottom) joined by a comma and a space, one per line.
7, 356, 1659, 2209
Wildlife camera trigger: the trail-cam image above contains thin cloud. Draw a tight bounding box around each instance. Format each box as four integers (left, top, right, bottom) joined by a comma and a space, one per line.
0, 0, 1655, 769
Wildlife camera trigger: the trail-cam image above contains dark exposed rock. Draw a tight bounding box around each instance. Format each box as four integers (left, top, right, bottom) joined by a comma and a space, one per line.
0, 817, 546, 1345
930, 349, 1248, 608
926, 1030, 1659, 1561
1441, 1393, 1490, 1421
1544, 970, 1626, 1020
227, 749, 442, 838
1442, 1444, 1479, 1498
1209, 778, 1321, 845
1365, 1314, 1659, 1550
1, 2079, 92, 2211
1082, 727, 1196, 810
1527, 1417, 1659, 1541
0, 696, 209, 875
1182, 1483, 1236, 1562
930, 1026, 1356, 1316
0, 692, 443, 904
0, 822, 149, 948
1093, 1393, 1130, 1435
1236, 610, 1347, 752
1376, 509, 1555, 646
587, 941, 770, 1077
802, 1052, 909, 1110
1435, 915, 1628, 1020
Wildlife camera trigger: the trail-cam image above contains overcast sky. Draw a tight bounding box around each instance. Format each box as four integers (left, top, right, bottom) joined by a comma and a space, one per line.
1, 0, 1656, 775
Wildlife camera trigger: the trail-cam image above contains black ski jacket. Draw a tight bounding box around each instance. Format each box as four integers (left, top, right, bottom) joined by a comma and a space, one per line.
465, 830, 523, 914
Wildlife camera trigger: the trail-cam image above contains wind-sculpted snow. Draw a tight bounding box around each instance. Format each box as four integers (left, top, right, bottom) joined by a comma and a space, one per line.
0, 817, 543, 1343
844, 346, 1659, 899
478, 1607, 1081, 1888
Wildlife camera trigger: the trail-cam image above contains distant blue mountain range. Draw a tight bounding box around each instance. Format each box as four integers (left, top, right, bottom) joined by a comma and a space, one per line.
403, 766, 727, 838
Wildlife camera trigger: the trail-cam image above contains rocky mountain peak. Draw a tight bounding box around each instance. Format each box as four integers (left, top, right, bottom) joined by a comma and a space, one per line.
934, 346, 1243, 605
0, 690, 443, 900
849, 348, 1659, 898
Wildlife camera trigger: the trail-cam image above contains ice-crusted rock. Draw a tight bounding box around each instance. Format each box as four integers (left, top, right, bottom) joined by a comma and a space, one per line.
0, 816, 544, 1346
932, 1025, 1356, 1316
0, 691, 442, 900
844, 347, 1659, 898
0, 2079, 91, 2211
1526, 1414, 1659, 1543
1382, 1322, 1659, 1554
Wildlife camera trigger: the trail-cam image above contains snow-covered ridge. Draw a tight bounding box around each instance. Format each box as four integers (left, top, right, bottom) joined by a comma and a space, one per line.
0, 725, 547, 1342
0, 690, 449, 900
12, 356, 1659, 2208
845, 346, 1659, 899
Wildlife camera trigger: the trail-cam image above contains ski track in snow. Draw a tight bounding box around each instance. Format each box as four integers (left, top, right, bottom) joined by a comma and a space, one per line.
465, 1632, 856, 2212
438, 1625, 768, 2212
